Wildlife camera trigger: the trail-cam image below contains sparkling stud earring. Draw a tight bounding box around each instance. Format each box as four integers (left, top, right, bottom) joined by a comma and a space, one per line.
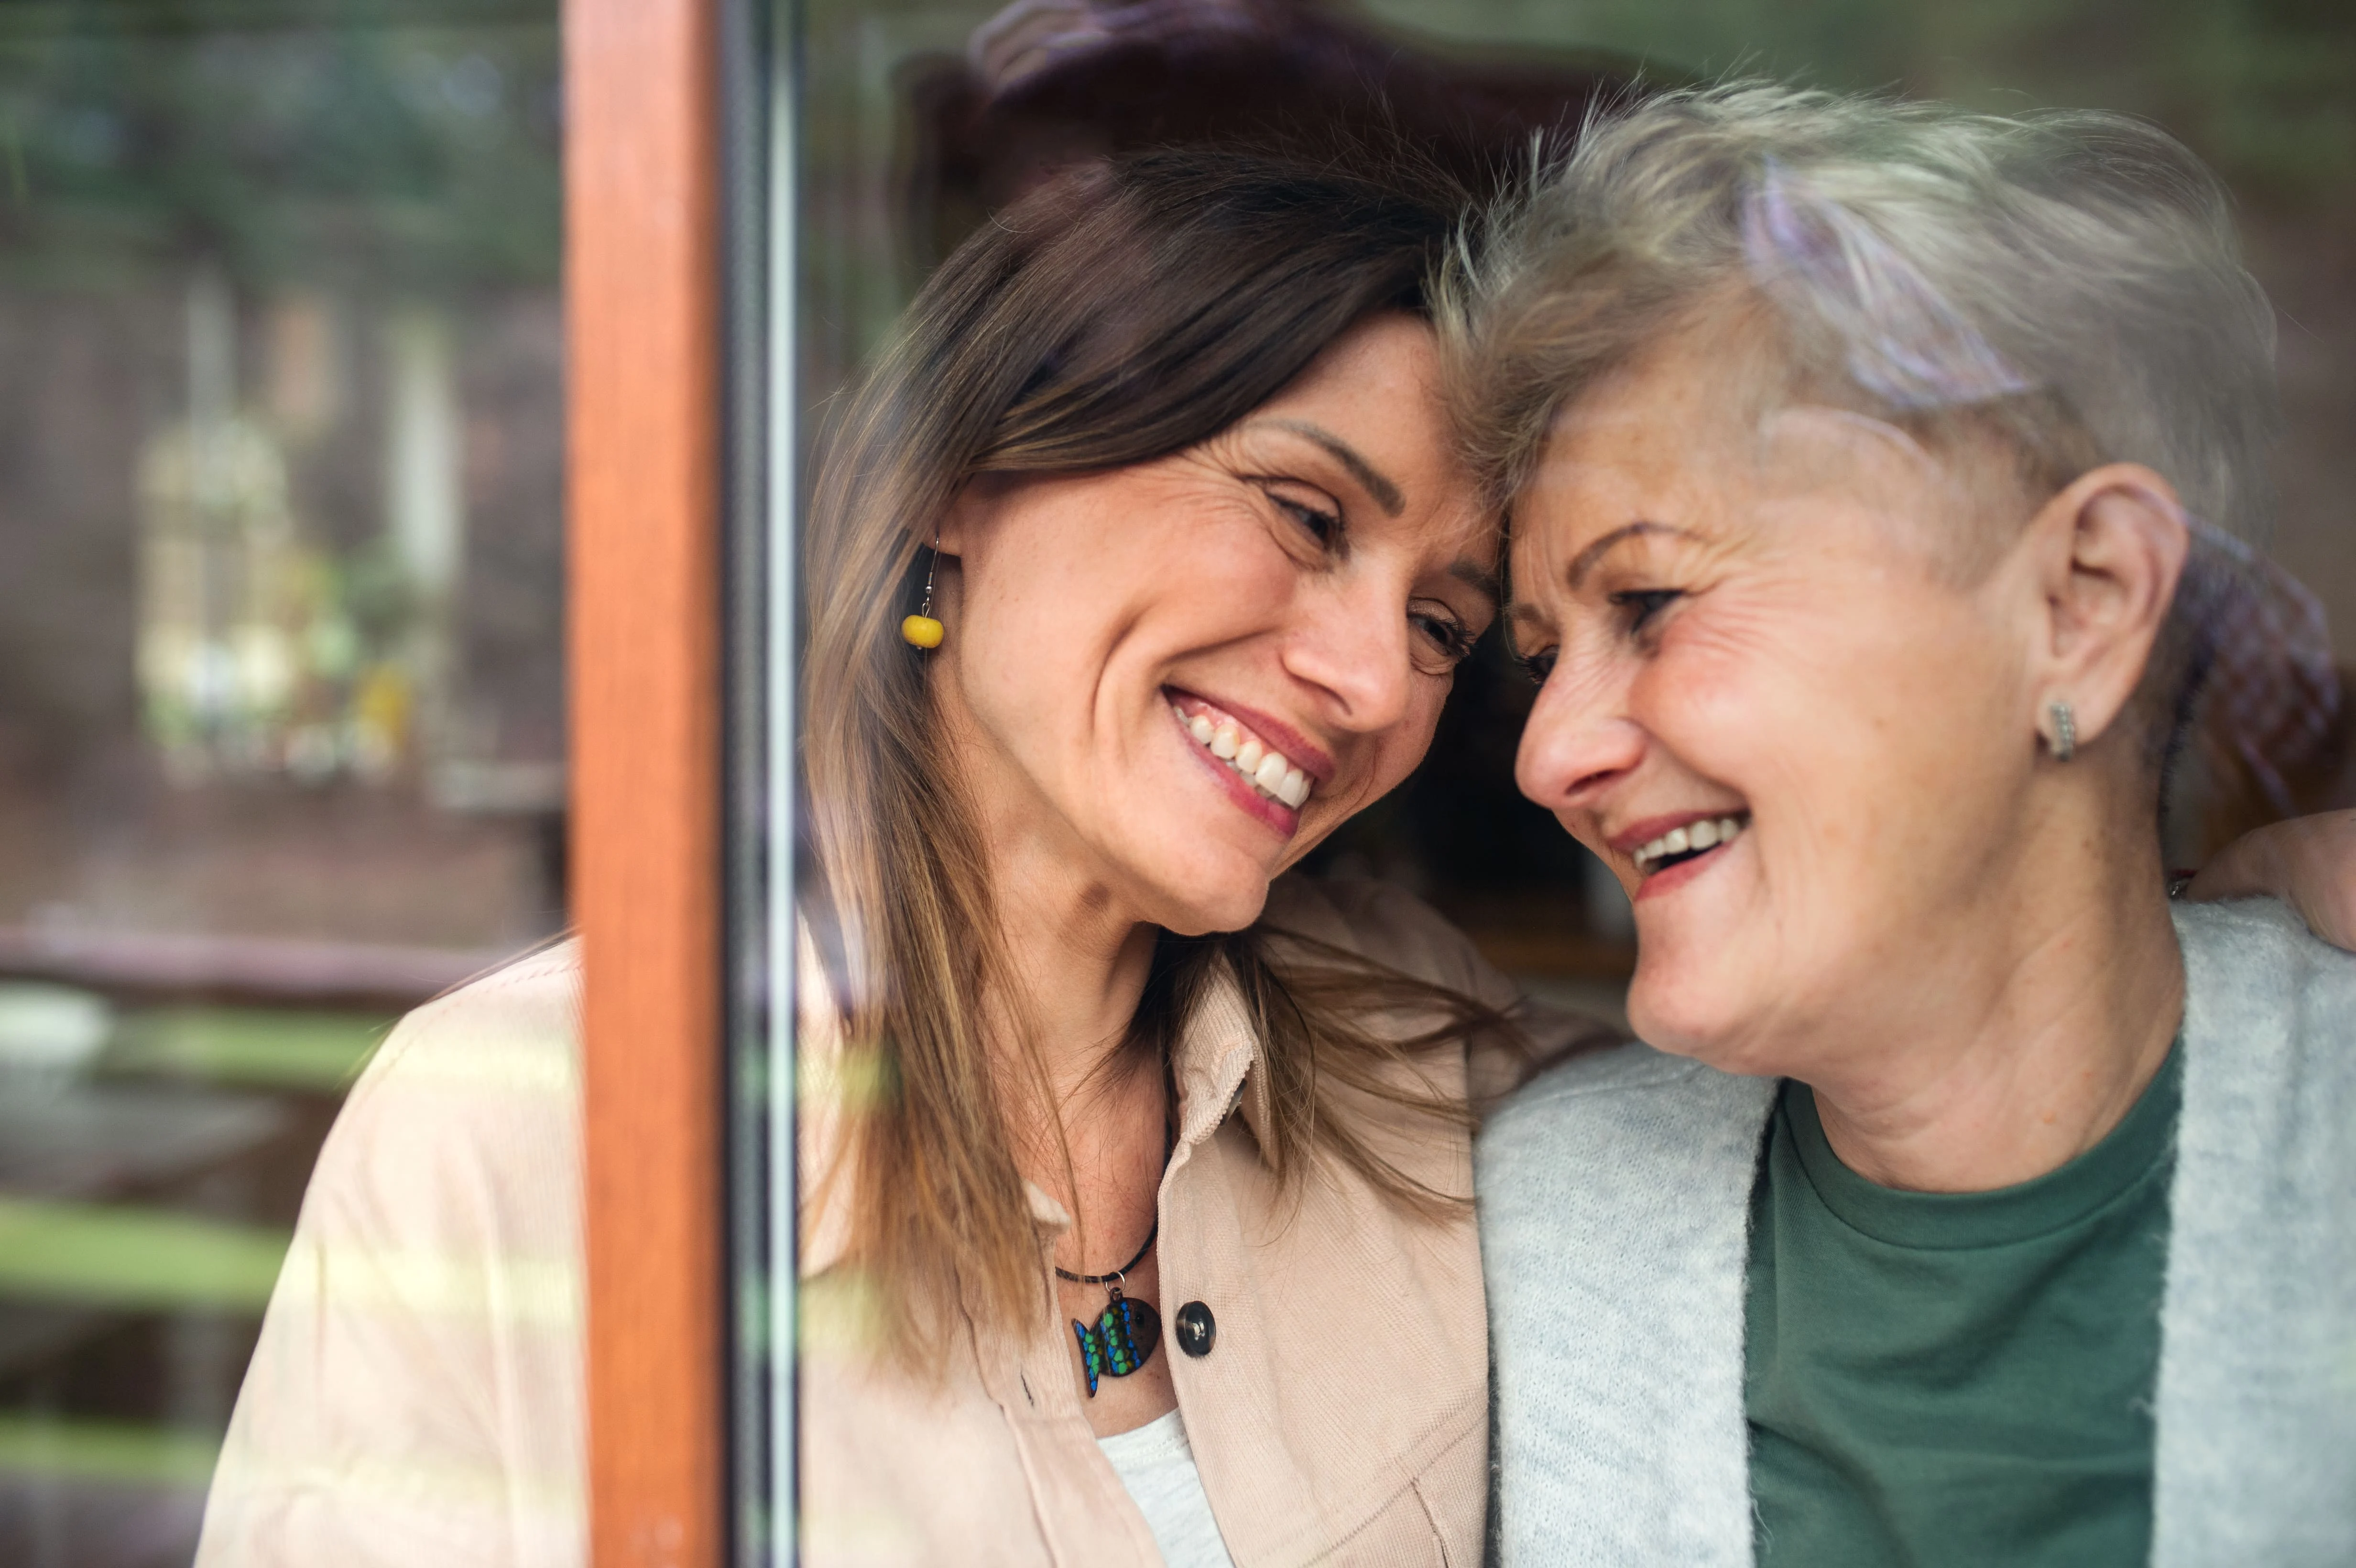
900, 540, 944, 650
2046, 699, 2077, 763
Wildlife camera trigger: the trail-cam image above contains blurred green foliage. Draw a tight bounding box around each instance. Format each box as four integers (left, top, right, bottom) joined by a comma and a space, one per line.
107, 1005, 391, 1091
0, 1196, 288, 1312
0, 1414, 220, 1488
0, 0, 560, 295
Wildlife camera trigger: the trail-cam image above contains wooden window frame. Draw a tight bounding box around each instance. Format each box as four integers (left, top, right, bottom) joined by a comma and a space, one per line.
567, 0, 746, 1562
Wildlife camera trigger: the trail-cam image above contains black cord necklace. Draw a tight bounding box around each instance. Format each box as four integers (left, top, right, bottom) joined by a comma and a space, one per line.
1057, 1217, 1160, 1398
1056, 1117, 1173, 1398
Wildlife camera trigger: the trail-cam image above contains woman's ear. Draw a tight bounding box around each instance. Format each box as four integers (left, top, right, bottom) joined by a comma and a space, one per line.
2018, 462, 2190, 753
936, 471, 1019, 558
934, 486, 977, 557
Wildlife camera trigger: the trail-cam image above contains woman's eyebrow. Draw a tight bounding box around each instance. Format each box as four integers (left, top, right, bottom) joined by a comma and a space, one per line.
1253, 418, 1405, 515
1565, 521, 1693, 588
1449, 560, 1503, 605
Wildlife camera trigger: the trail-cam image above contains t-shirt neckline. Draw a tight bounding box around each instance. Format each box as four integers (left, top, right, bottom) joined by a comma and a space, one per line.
1780, 1035, 2183, 1250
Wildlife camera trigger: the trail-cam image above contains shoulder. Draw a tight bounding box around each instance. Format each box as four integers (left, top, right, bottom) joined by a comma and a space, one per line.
1482, 1038, 1740, 1147
2175, 897, 2356, 1041
2171, 895, 2356, 1163
199, 942, 587, 1565
1492, 1036, 1714, 1112
303, 938, 582, 1250
336, 936, 579, 1142
1477, 1041, 1774, 1205
379, 936, 581, 1066
2175, 898, 2356, 1119
2157, 904, 2356, 1548
1259, 872, 1518, 1008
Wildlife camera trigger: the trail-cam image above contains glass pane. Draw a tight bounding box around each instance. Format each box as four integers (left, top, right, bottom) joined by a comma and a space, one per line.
0, 4, 562, 1562
780, 0, 2354, 1562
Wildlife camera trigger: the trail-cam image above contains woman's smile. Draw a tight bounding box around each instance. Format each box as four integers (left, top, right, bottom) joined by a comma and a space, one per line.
1613, 810, 1753, 899
1167, 690, 1328, 830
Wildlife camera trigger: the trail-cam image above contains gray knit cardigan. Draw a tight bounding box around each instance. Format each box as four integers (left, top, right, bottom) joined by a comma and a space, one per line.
1477, 900, 2356, 1568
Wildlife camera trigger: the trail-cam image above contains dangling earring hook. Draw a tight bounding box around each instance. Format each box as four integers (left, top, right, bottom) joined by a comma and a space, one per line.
901, 535, 945, 650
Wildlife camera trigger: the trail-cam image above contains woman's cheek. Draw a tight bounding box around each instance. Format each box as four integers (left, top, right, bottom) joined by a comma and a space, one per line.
1658, 588, 1845, 748
1354, 730, 1422, 814
1634, 619, 1756, 759
1324, 704, 1439, 832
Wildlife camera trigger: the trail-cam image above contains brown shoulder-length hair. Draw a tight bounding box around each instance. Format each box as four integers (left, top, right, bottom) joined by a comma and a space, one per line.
802, 146, 1521, 1357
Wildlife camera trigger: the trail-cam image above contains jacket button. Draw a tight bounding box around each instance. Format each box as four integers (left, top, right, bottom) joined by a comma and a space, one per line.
1175, 1301, 1215, 1357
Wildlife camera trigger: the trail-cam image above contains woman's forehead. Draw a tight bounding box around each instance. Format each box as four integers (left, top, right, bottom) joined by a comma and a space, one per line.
1509, 365, 1958, 587
1269, 311, 1438, 414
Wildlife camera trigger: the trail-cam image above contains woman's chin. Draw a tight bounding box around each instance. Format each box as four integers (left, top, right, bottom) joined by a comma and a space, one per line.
1627, 964, 1811, 1079
1625, 988, 1703, 1059
1142, 864, 1276, 939
1625, 958, 1749, 1066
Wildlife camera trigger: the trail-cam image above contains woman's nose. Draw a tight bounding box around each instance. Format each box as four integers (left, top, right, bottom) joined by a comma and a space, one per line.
1515, 661, 1645, 812
1280, 580, 1413, 734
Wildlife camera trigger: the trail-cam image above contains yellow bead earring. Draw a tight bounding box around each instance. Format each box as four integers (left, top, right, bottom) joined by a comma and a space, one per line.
900, 540, 944, 650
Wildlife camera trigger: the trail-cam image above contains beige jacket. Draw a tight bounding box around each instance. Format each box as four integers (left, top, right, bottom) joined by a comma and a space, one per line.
195, 941, 587, 1567
196, 876, 1603, 1568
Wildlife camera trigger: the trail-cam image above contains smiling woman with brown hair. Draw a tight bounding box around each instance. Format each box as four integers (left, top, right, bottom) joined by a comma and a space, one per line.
786, 146, 1598, 1567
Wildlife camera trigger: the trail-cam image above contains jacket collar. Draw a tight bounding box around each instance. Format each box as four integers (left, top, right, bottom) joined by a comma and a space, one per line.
797, 936, 1271, 1281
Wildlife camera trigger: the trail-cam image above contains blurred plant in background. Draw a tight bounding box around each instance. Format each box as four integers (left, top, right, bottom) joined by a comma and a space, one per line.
2, 2, 559, 796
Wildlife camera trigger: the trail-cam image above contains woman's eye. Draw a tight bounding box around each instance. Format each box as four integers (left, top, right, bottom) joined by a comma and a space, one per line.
1609, 588, 1682, 635
1411, 608, 1477, 667
1272, 493, 1340, 545
1516, 646, 1558, 686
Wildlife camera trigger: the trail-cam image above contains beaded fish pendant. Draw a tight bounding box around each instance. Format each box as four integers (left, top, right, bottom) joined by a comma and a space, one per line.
1071, 1281, 1162, 1398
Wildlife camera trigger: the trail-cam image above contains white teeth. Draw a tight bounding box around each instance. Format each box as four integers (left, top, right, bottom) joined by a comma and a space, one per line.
1175, 703, 1315, 810
1632, 814, 1747, 872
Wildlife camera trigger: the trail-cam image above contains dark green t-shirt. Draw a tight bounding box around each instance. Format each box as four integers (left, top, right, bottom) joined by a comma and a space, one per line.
1745, 1042, 2182, 1568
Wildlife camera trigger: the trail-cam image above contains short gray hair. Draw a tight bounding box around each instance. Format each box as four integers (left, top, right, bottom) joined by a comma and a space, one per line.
1445, 83, 2280, 548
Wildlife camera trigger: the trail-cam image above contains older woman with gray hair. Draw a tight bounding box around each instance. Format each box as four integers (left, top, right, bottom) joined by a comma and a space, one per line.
1462, 87, 2356, 1567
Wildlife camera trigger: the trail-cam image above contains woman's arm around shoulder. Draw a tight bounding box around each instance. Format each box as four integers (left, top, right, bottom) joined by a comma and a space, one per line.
2189, 809, 2356, 952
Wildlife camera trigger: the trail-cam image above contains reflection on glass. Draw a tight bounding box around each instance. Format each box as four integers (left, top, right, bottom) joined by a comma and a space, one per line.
781, 2, 2356, 1566
11, 0, 2332, 1562
135, 279, 472, 790
0, 5, 561, 1564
